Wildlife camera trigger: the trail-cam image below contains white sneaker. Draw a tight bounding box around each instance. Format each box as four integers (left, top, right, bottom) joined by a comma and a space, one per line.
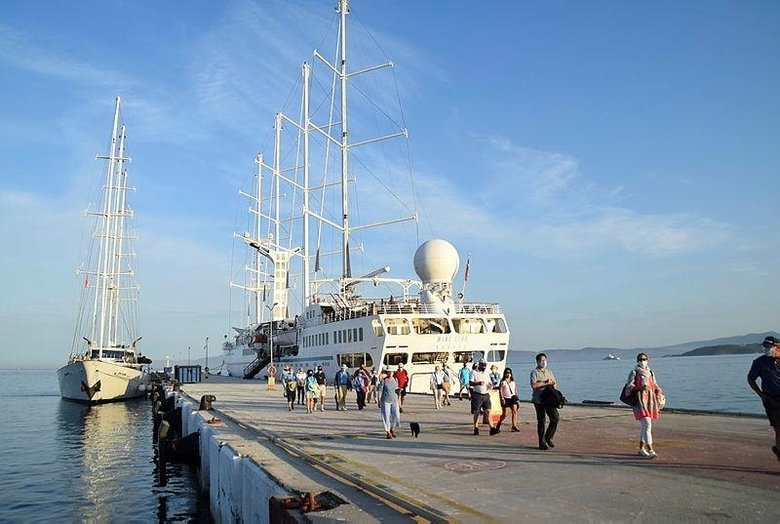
647, 449, 657, 459
637, 448, 651, 458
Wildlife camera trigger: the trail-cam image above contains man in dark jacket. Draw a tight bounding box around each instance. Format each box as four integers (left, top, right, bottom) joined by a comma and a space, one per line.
748, 335, 780, 461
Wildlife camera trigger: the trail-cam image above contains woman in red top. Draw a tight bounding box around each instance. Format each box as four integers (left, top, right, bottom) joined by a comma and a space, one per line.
395, 363, 408, 413
625, 352, 664, 459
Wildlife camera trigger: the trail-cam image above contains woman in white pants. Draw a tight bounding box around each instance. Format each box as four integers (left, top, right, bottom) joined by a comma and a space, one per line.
624, 352, 664, 458
377, 368, 400, 439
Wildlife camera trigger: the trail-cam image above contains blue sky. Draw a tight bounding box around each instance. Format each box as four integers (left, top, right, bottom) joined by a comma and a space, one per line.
1, 1, 778, 368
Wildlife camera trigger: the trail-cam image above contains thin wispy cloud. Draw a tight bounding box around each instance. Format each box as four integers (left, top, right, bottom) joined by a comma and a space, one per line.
0, 24, 132, 88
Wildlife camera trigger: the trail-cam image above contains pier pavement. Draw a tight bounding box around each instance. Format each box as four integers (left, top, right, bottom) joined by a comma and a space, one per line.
181, 376, 780, 523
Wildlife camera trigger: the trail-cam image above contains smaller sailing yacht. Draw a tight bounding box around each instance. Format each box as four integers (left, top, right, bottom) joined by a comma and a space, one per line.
57, 97, 151, 403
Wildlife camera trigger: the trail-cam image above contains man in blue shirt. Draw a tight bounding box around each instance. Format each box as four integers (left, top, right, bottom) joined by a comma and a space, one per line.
748, 335, 780, 462
457, 362, 471, 401
334, 364, 352, 411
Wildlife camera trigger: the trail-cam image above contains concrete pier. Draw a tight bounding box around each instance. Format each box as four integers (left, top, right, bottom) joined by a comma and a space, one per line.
176, 376, 780, 522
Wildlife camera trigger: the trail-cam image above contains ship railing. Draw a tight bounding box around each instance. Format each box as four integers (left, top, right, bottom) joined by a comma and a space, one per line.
319, 300, 503, 323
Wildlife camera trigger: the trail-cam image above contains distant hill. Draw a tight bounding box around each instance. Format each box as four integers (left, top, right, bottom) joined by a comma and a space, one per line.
669, 343, 763, 357
509, 331, 778, 362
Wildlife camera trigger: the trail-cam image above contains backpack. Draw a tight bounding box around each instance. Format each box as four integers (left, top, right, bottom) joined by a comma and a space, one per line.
540, 385, 566, 409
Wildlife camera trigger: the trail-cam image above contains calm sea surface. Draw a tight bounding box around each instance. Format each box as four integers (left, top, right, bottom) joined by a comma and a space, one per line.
0, 370, 209, 523
506, 352, 764, 415
0, 354, 765, 521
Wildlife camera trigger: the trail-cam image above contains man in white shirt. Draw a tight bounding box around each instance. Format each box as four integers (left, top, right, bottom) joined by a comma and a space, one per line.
469, 361, 500, 436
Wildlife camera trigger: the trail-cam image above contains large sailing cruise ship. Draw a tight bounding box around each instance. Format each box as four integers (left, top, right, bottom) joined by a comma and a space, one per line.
221, 0, 509, 393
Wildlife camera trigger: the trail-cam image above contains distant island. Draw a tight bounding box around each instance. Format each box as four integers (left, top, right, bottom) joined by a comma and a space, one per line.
666, 344, 763, 357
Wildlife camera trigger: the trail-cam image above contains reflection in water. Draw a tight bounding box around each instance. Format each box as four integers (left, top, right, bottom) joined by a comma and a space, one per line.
55, 399, 209, 522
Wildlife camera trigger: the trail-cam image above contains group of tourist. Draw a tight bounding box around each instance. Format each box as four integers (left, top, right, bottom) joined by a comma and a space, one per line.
272, 335, 780, 463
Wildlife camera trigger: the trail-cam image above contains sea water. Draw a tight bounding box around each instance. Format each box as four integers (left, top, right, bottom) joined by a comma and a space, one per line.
506, 352, 764, 415
0, 370, 209, 523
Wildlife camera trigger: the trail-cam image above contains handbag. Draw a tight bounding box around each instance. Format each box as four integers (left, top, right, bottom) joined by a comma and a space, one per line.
620, 370, 639, 407
619, 386, 638, 407
657, 391, 666, 410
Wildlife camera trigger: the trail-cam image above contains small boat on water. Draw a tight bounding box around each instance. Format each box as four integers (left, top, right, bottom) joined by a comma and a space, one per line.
603, 354, 620, 360
222, 0, 510, 392
57, 97, 151, 403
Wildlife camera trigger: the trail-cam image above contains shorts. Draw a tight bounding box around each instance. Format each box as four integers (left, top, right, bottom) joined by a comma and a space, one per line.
470, 392, 491, 414
502, 396, 518, 408
395, 387, 407, 397
763, 394, 780, 427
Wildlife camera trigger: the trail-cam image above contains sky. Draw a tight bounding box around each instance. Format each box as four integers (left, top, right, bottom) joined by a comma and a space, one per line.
1, 0, 778, 369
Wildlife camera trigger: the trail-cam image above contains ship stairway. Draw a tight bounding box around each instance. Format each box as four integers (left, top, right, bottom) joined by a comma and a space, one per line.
243, 352, 270, 379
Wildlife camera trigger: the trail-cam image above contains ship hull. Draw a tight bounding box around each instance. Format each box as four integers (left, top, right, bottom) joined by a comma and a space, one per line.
57, 359, 150, 403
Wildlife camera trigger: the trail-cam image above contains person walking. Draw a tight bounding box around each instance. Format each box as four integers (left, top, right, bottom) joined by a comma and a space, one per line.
334, 364, 352, 411
395, 363, 409, 413
304, 369, 318, 414
441, 364, 453, 406
489, 364, 501, 389
458, 362, 471, 400
281, 365, 297, 411
748, 335, 780, 462
624, 352, 663, 458
530, 353, 559, 450
377, 367, 401, 439
498, 367, 520, 432
295, 367, 306, 405
367, 367, 379, 405
353, 368, 369, 410
430, 365, 446, 409
313, 365, 327, 411
470, 361, 500, 436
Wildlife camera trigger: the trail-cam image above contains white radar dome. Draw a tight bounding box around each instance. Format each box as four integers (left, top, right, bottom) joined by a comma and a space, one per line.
413, 239, 459, 284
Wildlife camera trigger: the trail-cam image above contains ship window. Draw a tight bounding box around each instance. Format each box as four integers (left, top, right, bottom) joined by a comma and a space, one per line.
352, 328, 358, 342
411, 317, 451, 334
359, 327, 363, 341
453, 351, 474, 364
490, 317, 508, 333
338, 352, 373, 368
452, 318, 484, 334
383, 318, 410, 335
383, 352, 408, 366
486, 349, 506, 362
372, 320, 384, 337
411, 352, 449, 365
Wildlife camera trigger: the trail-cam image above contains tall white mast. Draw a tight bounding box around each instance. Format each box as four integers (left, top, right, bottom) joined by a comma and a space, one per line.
338, 0, 350, 279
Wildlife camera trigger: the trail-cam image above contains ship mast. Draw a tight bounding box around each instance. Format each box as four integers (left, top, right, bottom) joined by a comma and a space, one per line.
338, 0, 351, 280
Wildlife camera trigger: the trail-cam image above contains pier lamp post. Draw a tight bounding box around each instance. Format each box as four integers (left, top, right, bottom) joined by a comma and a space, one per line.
205, 336, 209, 370
188, 346, 191, 365
265, 302, 279, 369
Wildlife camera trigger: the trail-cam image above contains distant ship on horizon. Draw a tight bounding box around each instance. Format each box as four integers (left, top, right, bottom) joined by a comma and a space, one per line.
603, 354, 621, 360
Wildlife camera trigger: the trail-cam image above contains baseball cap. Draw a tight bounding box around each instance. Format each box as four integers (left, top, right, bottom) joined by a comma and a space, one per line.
763, 336, 780, 348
